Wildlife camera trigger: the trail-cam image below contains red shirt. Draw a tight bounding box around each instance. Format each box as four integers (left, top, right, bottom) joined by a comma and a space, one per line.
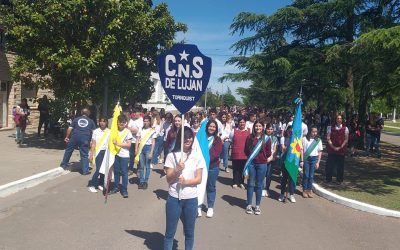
231, 128, 250, 160
249, 136, 272, 164
209, 136, 223, 168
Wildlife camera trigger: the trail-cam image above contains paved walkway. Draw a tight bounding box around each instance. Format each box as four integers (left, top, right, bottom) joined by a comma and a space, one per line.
381, 132, 400, 146
0, 128, 79, 186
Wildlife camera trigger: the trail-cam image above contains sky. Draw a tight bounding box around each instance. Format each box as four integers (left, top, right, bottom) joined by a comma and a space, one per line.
152, 0, 293, 100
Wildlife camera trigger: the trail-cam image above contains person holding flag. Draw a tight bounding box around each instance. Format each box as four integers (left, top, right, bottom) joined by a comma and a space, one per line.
109, 114, 133, 198
164, 127, 204, 250
243, 120, 272, 215
88, 117, 109, 193
279, 98, 303, 203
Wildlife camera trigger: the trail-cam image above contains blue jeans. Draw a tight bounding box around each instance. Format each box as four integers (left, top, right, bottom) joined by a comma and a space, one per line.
206, 167, 220, 208
16, 127, 25, 143
151, 136, 164, 165
220, 141, 230, 169
303, 156, 318, 190
113, 156, 129, 193
164, 195, 197, 250
247, 163, 268, 206
366, 133, 380, 156
139, 145, 152, 183
61, 136, 90, 174
91, 150, 105, 187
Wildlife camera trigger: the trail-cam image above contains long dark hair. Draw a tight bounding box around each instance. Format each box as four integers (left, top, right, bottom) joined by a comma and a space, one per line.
206, 120, 219, 138
306, 125, 319, 141
245, 120, 265, 154
168, 114, 182, 140
172, 126, 194, 152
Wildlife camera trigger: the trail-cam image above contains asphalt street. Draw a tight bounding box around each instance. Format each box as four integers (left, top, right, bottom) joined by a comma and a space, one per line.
0, 165, 399, 250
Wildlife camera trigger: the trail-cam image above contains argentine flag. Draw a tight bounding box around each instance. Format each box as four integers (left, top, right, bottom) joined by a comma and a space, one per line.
284, 98, 303, 184
192, 118, 209, 206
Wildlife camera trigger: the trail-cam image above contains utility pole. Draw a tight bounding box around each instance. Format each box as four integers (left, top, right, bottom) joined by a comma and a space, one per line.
204, 88, 207, 111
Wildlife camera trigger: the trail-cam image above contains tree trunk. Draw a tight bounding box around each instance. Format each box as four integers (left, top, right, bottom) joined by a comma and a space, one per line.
345, 65, 355, 121
358, 79, 370, 150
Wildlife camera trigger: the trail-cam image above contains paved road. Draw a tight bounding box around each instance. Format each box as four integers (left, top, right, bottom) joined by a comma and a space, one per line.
381, 132, 400, 146
0, 166, 399, 250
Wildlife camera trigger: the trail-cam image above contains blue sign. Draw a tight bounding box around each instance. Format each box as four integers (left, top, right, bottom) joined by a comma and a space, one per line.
158, 44, 212, 114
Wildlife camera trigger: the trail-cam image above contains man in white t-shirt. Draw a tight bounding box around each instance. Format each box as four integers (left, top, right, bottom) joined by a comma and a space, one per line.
128, 108, 143, 172
208, 108, 222, 134
245, 113, 256, 131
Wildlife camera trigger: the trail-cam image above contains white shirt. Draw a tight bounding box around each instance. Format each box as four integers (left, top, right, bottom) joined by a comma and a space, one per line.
164, 151, 204, 199
220, 122, 233, 141
152, 122, 162, 137
246, 121, 254, 131
286, 121, 308, 137
302, 137, 323, 157
137, 127, 157, 145
215, 118, 223, 135
327, 124, 349, 136
91, 128, 109, 151
117, 129, 133, 158
128, 117, 143, 143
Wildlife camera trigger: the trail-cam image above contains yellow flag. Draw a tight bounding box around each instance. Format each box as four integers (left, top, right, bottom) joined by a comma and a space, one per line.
108, 104, 122, 155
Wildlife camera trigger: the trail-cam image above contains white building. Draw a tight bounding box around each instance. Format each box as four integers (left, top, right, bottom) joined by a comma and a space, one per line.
142, 72, 176, 111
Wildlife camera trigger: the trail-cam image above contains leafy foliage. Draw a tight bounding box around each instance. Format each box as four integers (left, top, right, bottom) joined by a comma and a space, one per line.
0, 0, 186, 115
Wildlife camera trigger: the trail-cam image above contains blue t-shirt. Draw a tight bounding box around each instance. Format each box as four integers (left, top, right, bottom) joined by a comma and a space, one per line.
71, 115, 96, 140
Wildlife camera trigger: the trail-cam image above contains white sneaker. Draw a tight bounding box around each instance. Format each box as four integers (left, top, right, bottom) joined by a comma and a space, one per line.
240, 184, 245, 189
246, 205, 253, 214
289, 195, 296, 203
278, 194, 285, 202
98, 186, 104, 191
232, 184, 238, 189
225, 168, 230, 173
262, 190, 267, 197
206, 208, 214, 218
88, 186, 97, 193
254, 206, 261, 215
197, 208, 202, 217
150, 164, 154, 169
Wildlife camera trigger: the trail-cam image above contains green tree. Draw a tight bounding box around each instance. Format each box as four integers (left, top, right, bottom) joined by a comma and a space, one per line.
223, 0, 399, 118
0, 0, 186, 116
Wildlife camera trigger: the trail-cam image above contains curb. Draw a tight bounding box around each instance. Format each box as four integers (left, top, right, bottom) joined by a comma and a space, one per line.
313, 183, 400, 218
0, 167, 69, 198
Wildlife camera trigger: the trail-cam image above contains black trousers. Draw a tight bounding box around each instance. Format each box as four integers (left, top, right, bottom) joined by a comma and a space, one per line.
232, 159, 246, 185
325, 154, 345, 182
38, 115, 49, 135
129, 142, 136, 170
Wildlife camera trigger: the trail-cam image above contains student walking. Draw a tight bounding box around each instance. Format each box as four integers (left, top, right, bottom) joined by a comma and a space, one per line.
279, 126, 296, 203
229, 117, 249, 189
300, 126, 322, 198
164, 127, 203, 250
244, 120, 272, 215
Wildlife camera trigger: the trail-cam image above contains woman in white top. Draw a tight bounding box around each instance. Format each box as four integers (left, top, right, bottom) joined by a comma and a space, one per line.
219, 112, 233, 172
88, 117, 109, 193
164, 127, 203, 250
300, 125, 323, 198
135, 115, 156, 189
151, 111, 164, 167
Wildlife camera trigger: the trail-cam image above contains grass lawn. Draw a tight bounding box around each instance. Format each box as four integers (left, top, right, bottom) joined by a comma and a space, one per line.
314, 142, 400, 211
385, 120, 400, 128
383, 127, 400, 135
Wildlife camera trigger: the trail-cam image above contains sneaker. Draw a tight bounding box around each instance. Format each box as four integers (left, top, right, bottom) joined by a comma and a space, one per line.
98, 186, 104, 191
109, 188, 119, 194
246, 205, 253, 214
225, 168, 230, 173
88, 186, 97, 193
122, 192, 129, 198
232, 184, 238, 189
278, 194, 285, 202
240, 184, 245, 189
138, 183, 144, 189
302, 191, 308, 198
206, 208, 214, 218
254, 206, 261, 215
150, 164, 154, 169
307, 191, 313, 198
143, 182, 148, 190
128, 169, 134, 176
197, 208, 202, 217
262, 190, 267, 197
289, 195, 296, 203
266, 190, 270, 197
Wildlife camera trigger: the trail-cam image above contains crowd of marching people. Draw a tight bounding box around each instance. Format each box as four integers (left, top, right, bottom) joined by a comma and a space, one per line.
58, 104, 384, 250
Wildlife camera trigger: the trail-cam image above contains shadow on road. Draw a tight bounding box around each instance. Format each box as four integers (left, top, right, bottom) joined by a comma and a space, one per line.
125, 229, 178, 250
8, 132, 65, 150
153, 189, 168, 201
221, 194, 247, 209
